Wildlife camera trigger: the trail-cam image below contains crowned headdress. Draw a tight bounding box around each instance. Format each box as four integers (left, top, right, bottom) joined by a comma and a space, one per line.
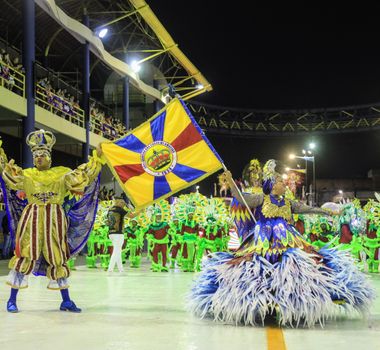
26, 129, 56, 155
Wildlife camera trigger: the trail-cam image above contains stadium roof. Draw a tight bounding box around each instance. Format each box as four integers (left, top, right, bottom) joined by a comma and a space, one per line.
1, 0, 211, 101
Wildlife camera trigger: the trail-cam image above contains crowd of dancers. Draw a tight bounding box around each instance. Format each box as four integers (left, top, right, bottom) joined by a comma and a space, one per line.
84, 192, 233, 273
0, 128, 376, 325
80, 169, 379, 281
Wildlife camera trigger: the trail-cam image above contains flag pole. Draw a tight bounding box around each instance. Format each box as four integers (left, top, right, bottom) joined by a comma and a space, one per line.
221, 163, 257, 224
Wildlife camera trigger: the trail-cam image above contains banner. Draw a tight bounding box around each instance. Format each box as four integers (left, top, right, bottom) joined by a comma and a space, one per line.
101, 98, 223, 209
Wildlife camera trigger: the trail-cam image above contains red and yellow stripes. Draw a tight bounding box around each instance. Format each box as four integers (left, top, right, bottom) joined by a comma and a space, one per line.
9, 203, 70, 282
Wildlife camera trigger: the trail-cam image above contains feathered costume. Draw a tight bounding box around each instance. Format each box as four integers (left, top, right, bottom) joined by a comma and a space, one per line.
230, 159, 262, 241
189, 160, 375, 327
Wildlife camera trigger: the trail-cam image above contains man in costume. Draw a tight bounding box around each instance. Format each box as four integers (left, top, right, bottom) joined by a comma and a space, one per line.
107, 197, 140, 272
181, 210, 200, 272
309, 216, 336, 249
0, 130, 104, 312
86, 222, 111, 269
168, 216, 184, 269
146, 211, 170, 272
338, 202, 367, 260
143, 200, 171, 272
124, 217, 144, 268
86, 200, 113, 269
363, 197, 380, 273
364, 219, 380, 273
107, 197, 128, 272
196, 217, 222, 271
172, 193, 206, 272
195, 197, 230, 271
189, 160, 374, 327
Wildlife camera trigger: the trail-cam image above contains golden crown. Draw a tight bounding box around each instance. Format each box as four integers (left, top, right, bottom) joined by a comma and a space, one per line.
26, 129, 56, 154
147, 149, 171, 171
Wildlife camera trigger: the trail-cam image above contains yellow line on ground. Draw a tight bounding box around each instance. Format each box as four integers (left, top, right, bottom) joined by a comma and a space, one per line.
267, 327, 286, 350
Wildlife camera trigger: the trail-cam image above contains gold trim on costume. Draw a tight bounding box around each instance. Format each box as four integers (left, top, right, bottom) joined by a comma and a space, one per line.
6, 282, 28, 289
262, 195, 292, 221
47, 285, 70, 290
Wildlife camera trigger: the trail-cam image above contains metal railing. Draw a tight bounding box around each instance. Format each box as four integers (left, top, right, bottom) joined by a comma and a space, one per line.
35, 84, 85, 128
90, 116, 127, 140
0, 59, 128, 139
90, 115, 103, 136
0, 60, 25, 97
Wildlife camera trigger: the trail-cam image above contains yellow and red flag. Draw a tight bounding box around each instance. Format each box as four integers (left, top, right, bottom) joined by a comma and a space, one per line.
101, 98, 223, 210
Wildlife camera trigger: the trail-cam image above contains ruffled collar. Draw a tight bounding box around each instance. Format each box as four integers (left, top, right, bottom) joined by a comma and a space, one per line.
23, 166, 71, 185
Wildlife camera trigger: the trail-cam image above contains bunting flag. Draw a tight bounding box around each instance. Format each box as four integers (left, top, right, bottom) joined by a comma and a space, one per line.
101, 98, 223, 210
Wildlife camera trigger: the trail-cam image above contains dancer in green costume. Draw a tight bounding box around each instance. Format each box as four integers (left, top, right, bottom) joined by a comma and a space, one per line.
168, 216, 184, 269
145, 200, 171, 272
363, 196, 380, 273
309, 216, 337, 249
173, 193, 205, 272
124, 218, 145, 268
86, 201, 113, 269
338, 202, 367, 261
195, 197, 230, 271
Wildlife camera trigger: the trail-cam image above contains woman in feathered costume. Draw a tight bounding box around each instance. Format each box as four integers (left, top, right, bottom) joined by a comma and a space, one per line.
189, 159, 375, 327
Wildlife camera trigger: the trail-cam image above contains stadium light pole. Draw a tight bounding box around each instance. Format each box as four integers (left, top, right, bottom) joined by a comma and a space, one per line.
313, 153, 316, 204
308, 141, 317, 203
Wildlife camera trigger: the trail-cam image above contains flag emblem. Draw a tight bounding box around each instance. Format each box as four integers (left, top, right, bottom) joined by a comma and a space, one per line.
141, 141, 177, 176
101, 98, 223, 210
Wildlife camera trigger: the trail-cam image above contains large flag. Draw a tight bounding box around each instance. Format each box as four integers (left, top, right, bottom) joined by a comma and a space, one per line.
101, 98, 223, 210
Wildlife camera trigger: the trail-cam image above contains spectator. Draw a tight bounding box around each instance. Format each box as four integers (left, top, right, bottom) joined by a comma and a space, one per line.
12, 57, 24, 73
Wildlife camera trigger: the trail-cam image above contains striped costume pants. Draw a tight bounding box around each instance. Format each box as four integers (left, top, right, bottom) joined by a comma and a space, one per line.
7, 203, 71, 289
